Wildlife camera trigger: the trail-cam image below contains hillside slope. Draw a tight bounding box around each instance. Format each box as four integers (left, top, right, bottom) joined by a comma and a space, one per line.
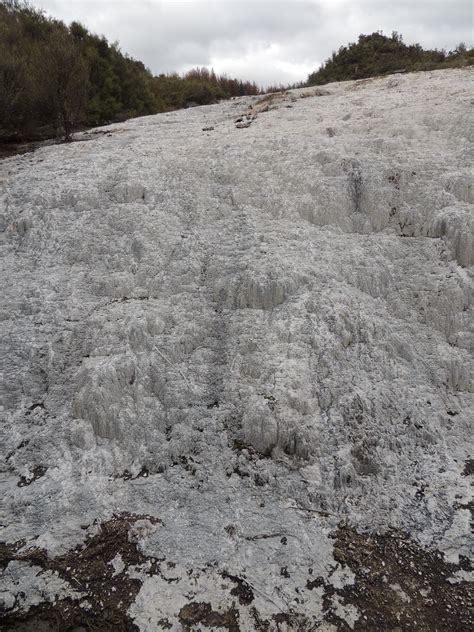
0, 68, 473, 631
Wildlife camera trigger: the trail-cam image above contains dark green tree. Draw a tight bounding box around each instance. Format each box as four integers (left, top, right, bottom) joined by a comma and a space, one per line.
39, 26, 89, 138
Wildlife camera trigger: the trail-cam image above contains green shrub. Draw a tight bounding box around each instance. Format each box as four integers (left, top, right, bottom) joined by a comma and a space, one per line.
307, 31, 473, 86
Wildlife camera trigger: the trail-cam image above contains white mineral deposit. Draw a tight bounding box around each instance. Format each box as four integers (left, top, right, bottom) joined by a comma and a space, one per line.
0, 68, 472, 630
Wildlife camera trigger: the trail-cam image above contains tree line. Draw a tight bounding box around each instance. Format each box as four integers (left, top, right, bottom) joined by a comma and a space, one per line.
0, 0, 259, 141
2, 2, 472, 143
307, 31, 473, 86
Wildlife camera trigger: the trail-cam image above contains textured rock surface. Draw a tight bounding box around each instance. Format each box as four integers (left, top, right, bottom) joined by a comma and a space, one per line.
0, 69, 473, 630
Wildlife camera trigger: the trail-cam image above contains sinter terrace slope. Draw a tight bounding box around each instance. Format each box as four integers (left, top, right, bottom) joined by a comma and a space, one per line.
0, 68, 473, 631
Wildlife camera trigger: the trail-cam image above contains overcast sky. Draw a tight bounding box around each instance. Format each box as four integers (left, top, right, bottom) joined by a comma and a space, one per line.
37, 1, 473, 87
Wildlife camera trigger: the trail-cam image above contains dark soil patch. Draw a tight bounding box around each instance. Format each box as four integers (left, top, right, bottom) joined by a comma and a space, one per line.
250, 609, 315, 632
1, 519, 472, 631
114, 467, 150, 481
17, 466, 48, 487
323, 525, 473, 631
222, 572, 255, 605
0, 140, 56, 160
0, 513, 161, 632
462, 459, 474, 476
0, 129, 114, 160
178, 601, 240, 631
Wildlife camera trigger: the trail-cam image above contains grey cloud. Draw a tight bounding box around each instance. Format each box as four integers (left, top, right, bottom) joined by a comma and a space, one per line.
37, 1, 473, 86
